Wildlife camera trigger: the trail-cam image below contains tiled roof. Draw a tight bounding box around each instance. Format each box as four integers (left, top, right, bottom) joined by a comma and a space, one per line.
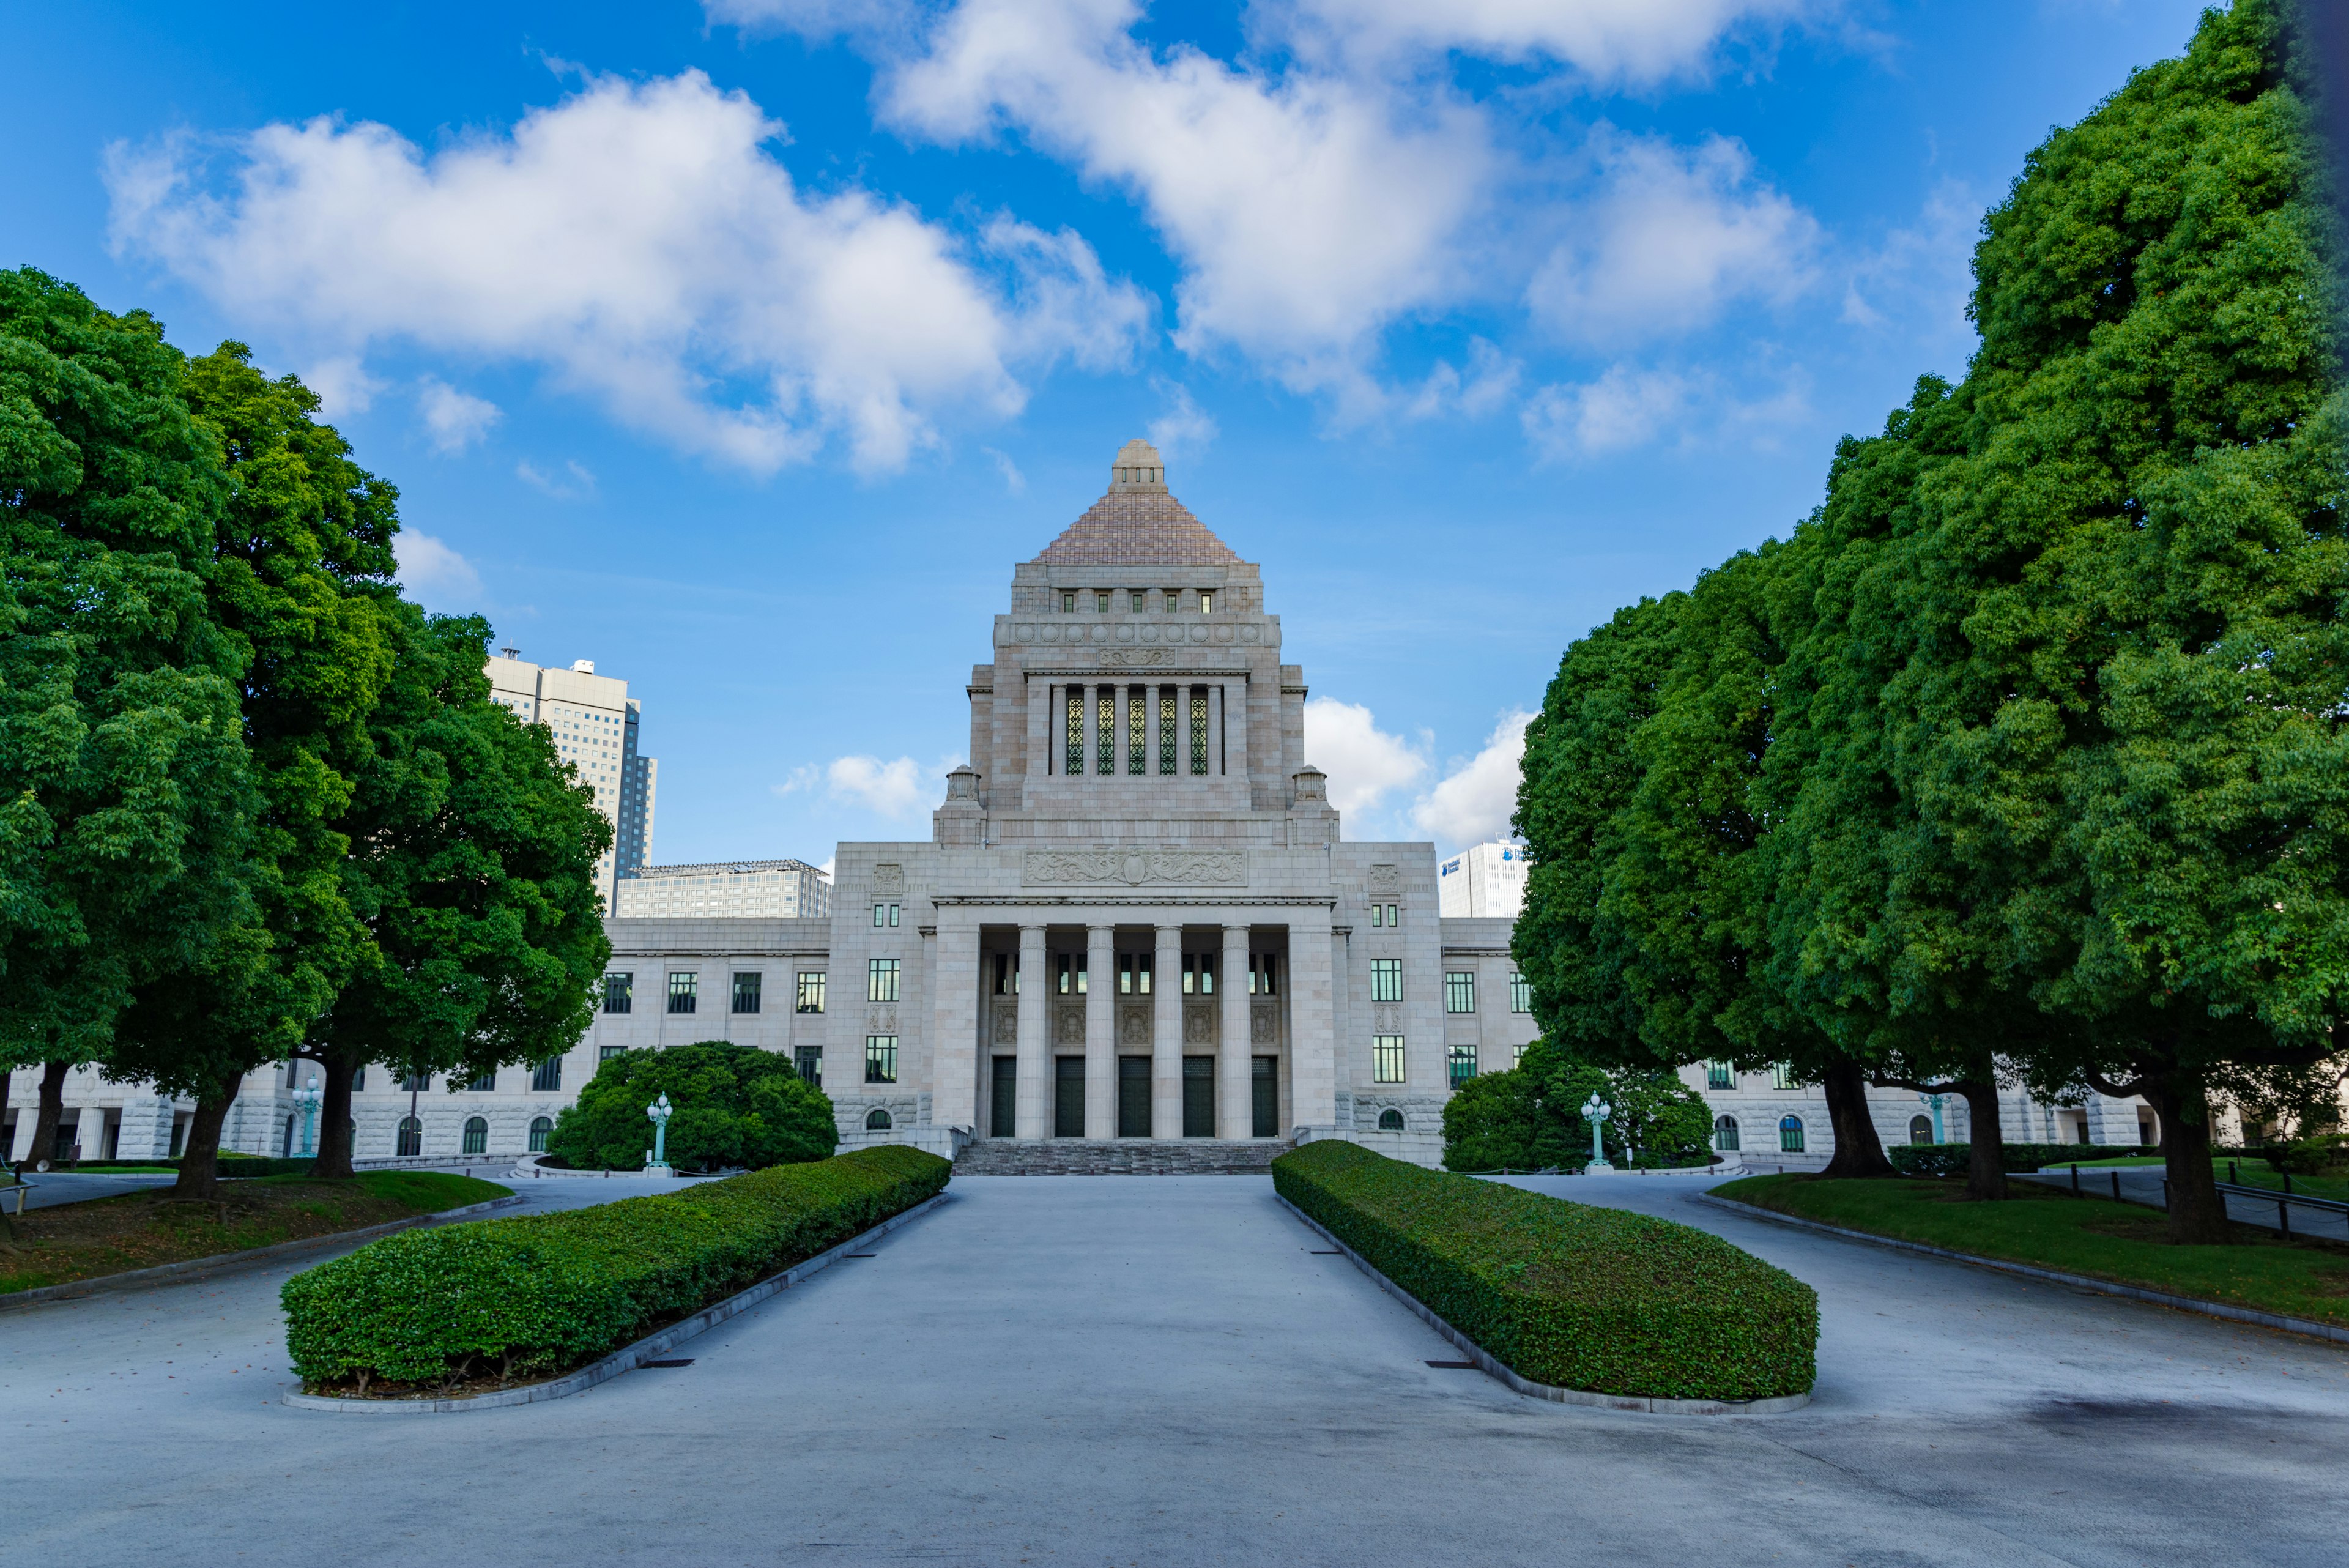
1033, 488, 1244, 567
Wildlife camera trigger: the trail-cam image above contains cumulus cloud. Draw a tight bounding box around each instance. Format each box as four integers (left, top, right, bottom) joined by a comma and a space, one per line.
1302, 696, 1428, 816
1528, 131, 1817, 348
1410, 710, 1532, 847
1146, 377, 1218, 460
417, 378, 502, 453
777, 753, 959, 817
105, 70, 1146, 473
1402, 336, 1520, 422
395, 529, 484, 609
1521, 359, 1808, 460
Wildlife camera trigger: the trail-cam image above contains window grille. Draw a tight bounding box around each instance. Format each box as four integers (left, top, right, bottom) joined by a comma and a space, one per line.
866, 1107, 893, 1129
1447, 1044, 1477, 1086
1707, 1061, 1733, 1090
1445, 972, 1475, 1014
865, 1036, 899, 1083
1097, 686, 1116, 774
529, 1117, 552, 1153
1909, 1115, 1933, 1145
396, 1116, 422, 1157
531, 1057, 562, 1091
603, 973, 633, 1014
1715, 1116, 1740, 1151
1779, 1115, 1805, 1153
1182, 953, 1215, 995
867, 959, 900, 1003
1509, 973, 1532, 1014
1127, 687, 1146, 774
796, 972, 826, 1013
462, 1117, 488, 1155
1373, 1036, 1406, 1083
1371, 959, 1402, 1003
1371, 904, 1382, 927
732, 972, 762, 1014
1190, 691, 1208, 775
1378, 1107, 1405, 1131
1159, 687, 1177, 774
794, 1046, 822, 1088
668, 972, 698, 1014
1061, 591, 1075, 612
1066, 689, 1084, 775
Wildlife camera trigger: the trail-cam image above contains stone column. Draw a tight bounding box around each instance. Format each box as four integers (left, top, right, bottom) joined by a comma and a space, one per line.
1182, 685, 1200, 778
1224, 678, 1249, 784
1220, 923, 1252, 1139
929, 906, 982, 1132
1015, 923, 1048, 1139
1153, 922, 1184, 1137
1286, 908, 1338, 1134
1208, 683, 1223, 775
1029, 677, 1052, 787
1085, 921, 1116, 1138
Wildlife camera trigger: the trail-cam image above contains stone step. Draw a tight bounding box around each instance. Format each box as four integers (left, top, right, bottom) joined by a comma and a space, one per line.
952, 1138, 1288, 1176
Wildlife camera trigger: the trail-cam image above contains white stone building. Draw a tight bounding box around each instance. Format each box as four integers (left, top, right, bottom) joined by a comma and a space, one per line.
1438, 841, 1527, 919
612, 860, 831, 920
486, 651, 658, 904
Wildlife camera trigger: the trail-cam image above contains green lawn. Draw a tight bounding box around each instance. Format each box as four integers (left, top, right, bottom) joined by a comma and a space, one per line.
1715, 1175, 2349, 1327
0, 1171, 508, 1295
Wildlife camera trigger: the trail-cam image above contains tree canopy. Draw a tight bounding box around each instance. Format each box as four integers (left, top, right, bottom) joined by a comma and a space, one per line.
547, 1043, 837, 1172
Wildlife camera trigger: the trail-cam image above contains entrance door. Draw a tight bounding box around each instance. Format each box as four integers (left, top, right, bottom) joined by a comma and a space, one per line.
990, 1055, 1016, 1138
1182, 1056, 1215, 1137
1055, 1056, 1085, 1137
1118, 1056, 1150, 1137
1252, 1057, 1278, 1138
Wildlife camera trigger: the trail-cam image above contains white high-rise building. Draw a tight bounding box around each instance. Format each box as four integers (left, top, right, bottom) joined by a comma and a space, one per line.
484, 651, 657, 905
613, 860, 832, 920
1438, 841, 1527, 919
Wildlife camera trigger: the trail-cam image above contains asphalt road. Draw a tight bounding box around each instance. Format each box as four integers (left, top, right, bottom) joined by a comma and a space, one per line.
6, 1169, 2345, 1566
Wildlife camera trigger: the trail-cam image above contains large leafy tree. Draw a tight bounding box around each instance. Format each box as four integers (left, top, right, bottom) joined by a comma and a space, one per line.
548, 1042, 836, 1172
0, 269, 258, 1173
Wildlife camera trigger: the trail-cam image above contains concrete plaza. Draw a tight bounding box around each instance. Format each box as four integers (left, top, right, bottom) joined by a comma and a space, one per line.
6, 1170, 2346, 1566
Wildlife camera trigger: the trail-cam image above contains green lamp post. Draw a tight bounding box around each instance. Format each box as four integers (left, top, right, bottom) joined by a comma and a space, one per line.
645, 1092, 675, 1176
1582, 1093, 1614, 1173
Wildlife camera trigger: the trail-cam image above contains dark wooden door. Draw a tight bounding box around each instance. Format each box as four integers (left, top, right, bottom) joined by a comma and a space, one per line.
990, 1055, 1016, 1138
1118, 1056, 1150, 1137
1252, 1057, 1277, 1138
1182, 1055, 1215, 1138
1055, 1056, 1085, 1137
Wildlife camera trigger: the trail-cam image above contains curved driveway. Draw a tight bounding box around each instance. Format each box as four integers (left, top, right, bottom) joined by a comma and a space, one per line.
5, 1170, 2345, 1566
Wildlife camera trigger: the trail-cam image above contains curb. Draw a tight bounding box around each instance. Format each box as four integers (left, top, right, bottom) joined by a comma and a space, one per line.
1275, 1195, 1813, 1416
1692, 1193, 2349, 1348
282, 1190, 953, 1414
0, 1194, 526, 1311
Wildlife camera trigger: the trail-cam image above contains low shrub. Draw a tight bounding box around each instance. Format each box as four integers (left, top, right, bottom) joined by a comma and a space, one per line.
1888, 1143, 2158, 1178
1274, 1139, 1815, 1401
546, 1042, 837, 1172
282, 1145, 948, 1391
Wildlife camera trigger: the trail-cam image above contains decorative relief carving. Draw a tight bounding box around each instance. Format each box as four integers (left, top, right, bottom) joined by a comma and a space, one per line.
1055, 1008, 1085, 1044
1098, 647, 1180, 667
1241, 625, 1261, 643
1023, 849, 1245, 886
868, 1006, 899, 1032
1250, 1004, 1278, 1045
873, 863, 905, 894
1373, 1002, 1401, 1032
1183, 1006, 1214, 1044
992, 1003, 1017, 1042
1214, 624, 1234, 644
1120, 1006, 1151, 1044
1366, 863, 1401, 893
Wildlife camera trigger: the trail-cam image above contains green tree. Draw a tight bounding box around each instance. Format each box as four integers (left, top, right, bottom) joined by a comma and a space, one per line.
548, 1042, 837, 1172
1441, 1041, 1709, 1172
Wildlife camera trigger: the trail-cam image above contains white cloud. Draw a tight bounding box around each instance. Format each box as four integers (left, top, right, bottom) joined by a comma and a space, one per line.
777, 752, 959, 817
1841, 179, 1980, 349
395, 529, 484, 609
517, 458, 596, 499
1302, 696, 1427, 816
417, 378, 502, 453
300, 355, 383, 417
1402, 336, 1520, 422
705, 0, 912, 41
1283, 0, 1817, 85
1409, 710, 1532, 848
105, 70, 1146, 474
1527, 131, 1817, 348
1521, 359, 1808, 460
982, 445, 1026, 492
1146, 377, 1218, 459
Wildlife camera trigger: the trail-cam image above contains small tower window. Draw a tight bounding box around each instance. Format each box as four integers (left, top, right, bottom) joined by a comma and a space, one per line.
1061, 591, 1075, 613
1130, 590, 1145, 613
1199, 591, 1214, 615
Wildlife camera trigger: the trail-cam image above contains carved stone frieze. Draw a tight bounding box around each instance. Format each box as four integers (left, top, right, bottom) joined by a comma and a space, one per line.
1023, 849, 1245, 886
873, 863, 905, 894
992, 1002, 1017, 1042
1099, 647, 1180, 667
1119, 1006, 1151, 1044
1366, 863, 1401, 893
868, 1006, 899, 1033
1055, 1007, 1085, 1044
1183, 1005, 1215, 1044
1250, 1003, 1279, 1045
1372, 1002, 1401, 1033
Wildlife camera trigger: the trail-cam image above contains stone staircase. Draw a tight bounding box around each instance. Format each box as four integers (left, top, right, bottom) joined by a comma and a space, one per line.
952, 1138, 1289, 1176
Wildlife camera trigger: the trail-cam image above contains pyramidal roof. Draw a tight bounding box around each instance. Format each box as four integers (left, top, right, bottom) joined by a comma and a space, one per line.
1032, 439, 1242, 567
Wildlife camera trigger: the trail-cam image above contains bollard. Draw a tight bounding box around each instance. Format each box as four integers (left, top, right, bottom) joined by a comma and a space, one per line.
2111, 1170, 2121, 1203
2071, 1164, 2081, 1197
2279, 1198, 2291, 1239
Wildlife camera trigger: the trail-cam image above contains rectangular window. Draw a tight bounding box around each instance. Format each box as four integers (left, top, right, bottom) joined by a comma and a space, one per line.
1163, 588, 1181, 611
1445, 972, 1476, 1013
888, 903, 899, 927
796, 972, 826, 1013
1200, 591, 1214, 615
469, 1069, 497, 1091
1772, 1063, 1798, 1091
1061, 590, 1075, 613
532, 1057, 562, 1092
1159, 686, 1178, 775
668, 972, 699, 1014
1130, 591, 1145, 614
1448, 1044, 1477, 1087
1190, 689, 1208, 775
865, 1036, 898, 1084
1371, 903, 1383, 928
1182, 953, 1215, 995
1371, 958, 1402, 1003
1707, 1061, 1734, 1090
732, 972, 762, 1014
1249, 953, 1278, 994
603, 972, 633, 1014
1057, 951, 1087, 995
1373, 1035, 1406, 1083
352, 1067, 366, 1093
1095, 590, 1110, 614
599, 1044, 625, 1062
794, 1046, 822, 1088
401, 1072, 429, 1093
1127, 687, 1147, 775
1386, 904, 1398, 926
1510, 973, 1532, 1014
874, 903, 886, 927
867, 959, 900, 1003
1097, 686, 1116, 775
1119, 952, 1152, 995
1066, 688, 1084, 775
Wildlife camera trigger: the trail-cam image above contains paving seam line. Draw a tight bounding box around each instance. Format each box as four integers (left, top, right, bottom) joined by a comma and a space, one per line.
1273, 1195, 1812, 1416
1693, 1193, 2349, 1348
0, 1194, 528, 1312
281, 1189, 954, 1415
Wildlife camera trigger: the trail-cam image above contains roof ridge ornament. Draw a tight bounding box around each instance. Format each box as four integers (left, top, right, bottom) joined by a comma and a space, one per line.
1030, 439, 1243, 567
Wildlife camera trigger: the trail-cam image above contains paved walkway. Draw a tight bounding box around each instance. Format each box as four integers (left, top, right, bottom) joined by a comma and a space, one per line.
7, 1171, 2347, 1566
2011, 1164, 2349, 1243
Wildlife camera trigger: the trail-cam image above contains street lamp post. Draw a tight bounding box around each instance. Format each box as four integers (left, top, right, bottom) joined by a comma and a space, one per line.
1581, 1093, 1614, 1173
294, 1075, 322, 1157
645, 1093, 675, 1176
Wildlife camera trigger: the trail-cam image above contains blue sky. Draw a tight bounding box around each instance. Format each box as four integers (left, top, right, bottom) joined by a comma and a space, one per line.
3, 0, 2213, 867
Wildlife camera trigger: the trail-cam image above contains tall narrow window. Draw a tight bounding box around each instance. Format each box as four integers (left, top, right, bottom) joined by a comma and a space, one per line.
668, 972, 698, 1014
796, 972, 826, 1013
1127, 687, 1146, 774
532, 1056, 562, 1091
1182, 953, 1215, 995
1200, 591, 1214, 615
1510, 973, 1532, 1014
603, 973, 633, 1014
1159, 686, 1177, 775
732, 972, 762, 1014
1189, 689, 1208, 775
1772, 1063, 1798, 1090
1119, 952, 1151, 994
1445, 972, 1476, 1013
1249, 953, 1277, 994
1447, 1044, 1477, 1087
868, 958, 900, 1003
865, 1036, 899, 1084
1373, 1036, 1406, 1083
795, 1046, 822, 1087
1056, 952, 1087, 994
1371, 904, 1384, 928
1095, 590, 1110, 613
1061, 591, 1075, 613
1066, 689, 1084, 776
1163, 588, 1181, 611
1097, 686, 1116, 775
1706, 1061, 1734, 1090
1371, 959, 1402, 1003
1130, 590, 1145, 614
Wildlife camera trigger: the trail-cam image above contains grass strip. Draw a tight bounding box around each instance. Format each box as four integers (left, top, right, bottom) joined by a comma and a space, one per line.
1716, 1175, 2349, 1325
1274, 1140, 1816, 1401
0, 1172, 509, 1295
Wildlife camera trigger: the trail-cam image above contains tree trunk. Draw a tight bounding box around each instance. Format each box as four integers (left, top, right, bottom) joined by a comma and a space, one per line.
169, 1077, 243, 1200
2149, 1076, 2232, 1245
1819, 1060, 1896, 1178
1954, 1079, 2009, 1202
311, 1052, 360, 1180
26, 1060, 69, 1171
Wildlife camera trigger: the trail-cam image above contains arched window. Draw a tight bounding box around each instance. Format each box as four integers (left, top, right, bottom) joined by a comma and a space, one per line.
462, 1116, 488, 1154
529, 1116, 553, 1153
866, 1108, 893, 1130
1378, 1108, 1405, 1131
1779, 1115, 1805, 1153
1909, 1115, 1933, 1146
1713, 1115, 1740, 1151
396, 1116, 422, 1157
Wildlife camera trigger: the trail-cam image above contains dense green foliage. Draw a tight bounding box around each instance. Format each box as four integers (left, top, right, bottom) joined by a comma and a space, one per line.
283, 1146, 948, 1390
547, 1042, 837, 1172
1441, 1040, 1710, 1172
1274, 1140, 1816, 1401
1509, 2, 2347, 1233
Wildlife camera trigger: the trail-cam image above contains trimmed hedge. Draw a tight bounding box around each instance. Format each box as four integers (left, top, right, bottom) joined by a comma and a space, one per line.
282, 1145, 949, 1391
1272, 1139, 1816, 1402
1887, 1143, 2159, 1177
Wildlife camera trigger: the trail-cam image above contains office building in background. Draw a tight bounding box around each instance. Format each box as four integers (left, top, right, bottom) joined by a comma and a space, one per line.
486, 650, 657, 904
613, 860, 832, 920
1438, 840, 1527, 919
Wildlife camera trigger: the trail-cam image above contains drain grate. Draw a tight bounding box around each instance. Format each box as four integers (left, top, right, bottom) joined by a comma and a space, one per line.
843, 1253, 879, 1258
642, 1359, 695, 1369
1307, 1249, 1342, 1255
1424, 1360, 1479, 1369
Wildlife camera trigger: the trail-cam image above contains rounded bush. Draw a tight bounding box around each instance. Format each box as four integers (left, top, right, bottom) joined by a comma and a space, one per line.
546, 1041, 837, 1172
